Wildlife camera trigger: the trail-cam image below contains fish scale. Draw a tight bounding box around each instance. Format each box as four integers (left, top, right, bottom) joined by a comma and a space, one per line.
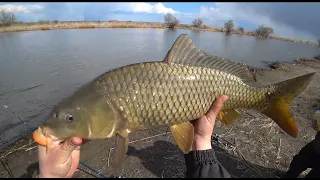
100, 62, 270, 130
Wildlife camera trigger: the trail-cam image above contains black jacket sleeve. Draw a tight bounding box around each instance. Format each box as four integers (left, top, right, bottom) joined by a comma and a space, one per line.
314, 131, 320, 153
184, 149, 231, 178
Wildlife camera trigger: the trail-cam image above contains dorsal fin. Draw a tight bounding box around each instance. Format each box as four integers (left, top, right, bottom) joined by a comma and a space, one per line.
164, 34, 255, 82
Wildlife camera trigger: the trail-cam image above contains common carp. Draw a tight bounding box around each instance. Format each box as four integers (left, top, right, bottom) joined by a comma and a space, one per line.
33, 34, 315, 169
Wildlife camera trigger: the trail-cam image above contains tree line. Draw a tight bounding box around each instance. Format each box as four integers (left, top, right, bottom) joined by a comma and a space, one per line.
0, 10, 274, 38
165, 13, 275, 38
0, 10, 15, 27
1, 10, 318, 45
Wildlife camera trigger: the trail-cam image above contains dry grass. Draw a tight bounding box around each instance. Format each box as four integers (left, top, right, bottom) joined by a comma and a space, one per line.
1, 21, 318, 46
269, 35, 319, 46
0, 135, 36, 161
0, 21, 166, 32
207, 27, 318, 46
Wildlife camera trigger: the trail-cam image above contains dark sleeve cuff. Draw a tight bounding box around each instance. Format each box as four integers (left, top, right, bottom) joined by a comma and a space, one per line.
184, 149, 231, 178
184, 149, 217, 166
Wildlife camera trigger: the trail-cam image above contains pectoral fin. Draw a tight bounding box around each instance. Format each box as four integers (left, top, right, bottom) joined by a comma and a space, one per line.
218, 109, 241, 125
113, 130, 129, 170
170, 122, 194, 154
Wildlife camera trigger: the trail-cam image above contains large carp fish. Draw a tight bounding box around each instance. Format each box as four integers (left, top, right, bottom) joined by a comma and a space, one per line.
33, 34, 315, 169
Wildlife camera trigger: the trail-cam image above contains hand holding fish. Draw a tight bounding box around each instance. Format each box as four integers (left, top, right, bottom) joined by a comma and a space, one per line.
37, 137, 82, 178
35, 96, 228, 178
192, 95, 229, 151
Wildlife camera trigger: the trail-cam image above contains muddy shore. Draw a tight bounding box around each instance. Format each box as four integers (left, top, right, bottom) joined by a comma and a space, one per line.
0, 58, 319, 178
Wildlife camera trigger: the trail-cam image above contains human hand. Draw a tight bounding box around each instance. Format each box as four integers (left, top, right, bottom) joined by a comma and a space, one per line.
38, 137, 83, 178
192, 95, 228, 151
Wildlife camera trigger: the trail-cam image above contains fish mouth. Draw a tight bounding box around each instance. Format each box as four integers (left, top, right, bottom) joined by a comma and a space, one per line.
33, 127, 64, 146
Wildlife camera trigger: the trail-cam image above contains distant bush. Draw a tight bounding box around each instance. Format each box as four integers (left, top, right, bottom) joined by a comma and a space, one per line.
164, 13, 179, 29
238, 27, 244, 33
224, 20, 234, 33
52, 20, 58, 24
0, 10, 16, 26
38, 20, 50, 24
318, 39, 320, 47
255, 25, 274, 38
192, 18, 203, 28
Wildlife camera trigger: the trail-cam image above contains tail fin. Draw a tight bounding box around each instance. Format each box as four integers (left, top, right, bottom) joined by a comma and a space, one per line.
261, 72, 316, 137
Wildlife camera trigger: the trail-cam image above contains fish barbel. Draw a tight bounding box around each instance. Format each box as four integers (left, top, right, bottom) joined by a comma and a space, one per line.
33, 34, 315, 169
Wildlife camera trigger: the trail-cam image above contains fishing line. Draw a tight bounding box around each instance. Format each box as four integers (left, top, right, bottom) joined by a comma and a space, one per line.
2, 104, 33, 130
0, 160, 14, 178
79, 161, 109, 178
212, 134, 235, 147
0, 102, 110, 178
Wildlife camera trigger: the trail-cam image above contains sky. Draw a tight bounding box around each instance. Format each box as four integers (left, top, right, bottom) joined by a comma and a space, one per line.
0, 2, 319, 42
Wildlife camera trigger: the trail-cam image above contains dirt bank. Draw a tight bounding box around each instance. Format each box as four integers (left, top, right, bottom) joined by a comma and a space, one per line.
0, 58, 319, 178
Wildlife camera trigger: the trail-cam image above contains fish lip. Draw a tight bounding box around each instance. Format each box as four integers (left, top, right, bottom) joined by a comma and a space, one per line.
38, 126, 64, 143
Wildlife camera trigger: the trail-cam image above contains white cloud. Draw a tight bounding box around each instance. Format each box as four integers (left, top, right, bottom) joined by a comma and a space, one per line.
199, 6, 231, 21
0, 4, 42, 14
0, 2, 316, 41
197, 3, 317, 41
128, 3, 178, 14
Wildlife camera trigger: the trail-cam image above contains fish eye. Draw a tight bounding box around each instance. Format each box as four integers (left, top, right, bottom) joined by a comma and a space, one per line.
66, 115, 73, 122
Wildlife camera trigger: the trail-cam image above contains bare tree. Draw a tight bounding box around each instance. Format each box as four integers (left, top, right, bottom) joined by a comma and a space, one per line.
192, 18, 203, 28
238, 27, 244, 33
255, 25, 274, 38
224, 20, 234, 33
0, 10, 16, 26
164, 13, 179, 29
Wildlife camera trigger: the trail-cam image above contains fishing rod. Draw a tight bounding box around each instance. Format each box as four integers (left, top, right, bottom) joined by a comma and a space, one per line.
0, 102, 112, 178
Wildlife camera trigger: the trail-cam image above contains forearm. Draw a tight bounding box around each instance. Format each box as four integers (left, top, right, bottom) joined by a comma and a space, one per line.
184, 149, 231, 178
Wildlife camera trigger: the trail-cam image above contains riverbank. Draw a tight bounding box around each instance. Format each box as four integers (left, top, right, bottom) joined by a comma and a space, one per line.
0, 57, 319, 178
1, 21, 319, 47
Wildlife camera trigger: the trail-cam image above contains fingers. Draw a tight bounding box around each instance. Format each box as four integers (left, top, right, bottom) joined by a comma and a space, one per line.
71, 137, 83, 146
206, 95, 228, 121
61, 137, 82, 155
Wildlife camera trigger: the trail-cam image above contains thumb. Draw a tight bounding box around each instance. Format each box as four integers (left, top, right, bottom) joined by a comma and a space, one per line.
61, 137, 82, 157
205, 95, 228, 121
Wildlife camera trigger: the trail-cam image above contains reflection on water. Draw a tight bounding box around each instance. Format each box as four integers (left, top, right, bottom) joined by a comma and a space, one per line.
0, 28, 319, 148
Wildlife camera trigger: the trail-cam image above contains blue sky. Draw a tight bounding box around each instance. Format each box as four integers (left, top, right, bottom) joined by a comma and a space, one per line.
0, 2, 319, 42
